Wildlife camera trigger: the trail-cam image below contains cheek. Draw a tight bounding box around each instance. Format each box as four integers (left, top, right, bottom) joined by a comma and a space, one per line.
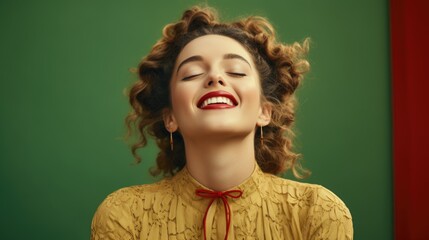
239, 81, 262, 106
171, 85, 195, 113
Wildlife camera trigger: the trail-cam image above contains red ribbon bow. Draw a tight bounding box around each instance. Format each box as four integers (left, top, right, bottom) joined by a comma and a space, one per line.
195, 189, 243, 240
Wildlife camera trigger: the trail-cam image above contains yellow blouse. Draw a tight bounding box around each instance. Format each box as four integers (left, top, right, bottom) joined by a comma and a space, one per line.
91, 164, 353, 239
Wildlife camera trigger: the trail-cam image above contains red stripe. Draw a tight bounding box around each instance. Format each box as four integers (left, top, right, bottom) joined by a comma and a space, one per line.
390, 0, 429, 239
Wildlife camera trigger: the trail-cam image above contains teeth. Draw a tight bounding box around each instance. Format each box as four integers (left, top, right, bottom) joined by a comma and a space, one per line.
200, 96, 235, 108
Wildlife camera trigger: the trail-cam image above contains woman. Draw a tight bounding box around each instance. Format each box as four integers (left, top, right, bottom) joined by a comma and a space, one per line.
91, 5, 353, 240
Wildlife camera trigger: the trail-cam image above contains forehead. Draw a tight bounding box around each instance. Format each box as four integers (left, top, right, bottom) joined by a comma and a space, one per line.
175, 34, 254, 66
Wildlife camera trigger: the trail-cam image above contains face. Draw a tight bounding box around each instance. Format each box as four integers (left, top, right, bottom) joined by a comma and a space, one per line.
165, 34, 271, 140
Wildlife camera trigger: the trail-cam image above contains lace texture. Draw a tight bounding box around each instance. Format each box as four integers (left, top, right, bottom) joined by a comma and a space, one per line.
91, 165, 353, 239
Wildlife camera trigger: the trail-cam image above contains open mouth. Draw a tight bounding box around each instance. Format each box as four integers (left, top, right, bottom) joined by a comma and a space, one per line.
197, 91, 238, 109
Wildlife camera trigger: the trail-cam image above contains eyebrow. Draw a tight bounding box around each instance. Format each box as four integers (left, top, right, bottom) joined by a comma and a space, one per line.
176, 55, 203, 74
176, 53, 252, 74
223, 53, 252, 68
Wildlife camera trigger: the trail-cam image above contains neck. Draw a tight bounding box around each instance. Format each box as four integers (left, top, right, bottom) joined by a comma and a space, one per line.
183, 133, 256, 191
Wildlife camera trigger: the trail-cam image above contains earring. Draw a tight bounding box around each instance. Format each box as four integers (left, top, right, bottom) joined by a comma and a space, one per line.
260, 126, 263, 145
170, 131, 174, 151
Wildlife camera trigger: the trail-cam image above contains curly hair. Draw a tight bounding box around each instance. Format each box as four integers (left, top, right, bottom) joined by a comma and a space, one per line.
125, 5, 310, 178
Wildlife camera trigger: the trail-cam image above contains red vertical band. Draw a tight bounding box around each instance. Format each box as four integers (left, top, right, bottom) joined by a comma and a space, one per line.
390, 0, 429, 239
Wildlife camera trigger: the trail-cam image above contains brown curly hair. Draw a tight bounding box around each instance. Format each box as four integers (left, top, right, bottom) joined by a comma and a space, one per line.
125, 5, 310, 178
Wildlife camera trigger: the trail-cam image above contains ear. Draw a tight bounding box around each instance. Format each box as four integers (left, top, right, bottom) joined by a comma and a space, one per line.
162, 108, 178, 132
257, 102, 272, 127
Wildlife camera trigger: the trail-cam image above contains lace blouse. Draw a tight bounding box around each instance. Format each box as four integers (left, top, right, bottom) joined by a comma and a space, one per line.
91, 164, 353, 239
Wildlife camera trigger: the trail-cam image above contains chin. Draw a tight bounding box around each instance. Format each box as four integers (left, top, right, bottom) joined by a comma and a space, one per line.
196, 122, 253, 137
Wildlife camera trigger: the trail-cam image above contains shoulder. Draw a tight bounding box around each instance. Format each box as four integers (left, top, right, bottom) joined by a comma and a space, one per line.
93, 178, 174, 216
264, 174, 353, 239
94, 185, 143, 214
90, 179, 174, 240
265, 173, 350, 209
264, 172, 325, 200
307, 185, 353, 239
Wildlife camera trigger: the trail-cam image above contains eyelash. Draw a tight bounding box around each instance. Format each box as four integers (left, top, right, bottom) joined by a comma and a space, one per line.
182, 73, 203, 81
227, 72, 246, 77
182, 72, 246, 80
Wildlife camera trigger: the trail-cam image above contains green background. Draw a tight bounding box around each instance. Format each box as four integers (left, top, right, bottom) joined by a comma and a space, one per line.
0, 0, 392, 239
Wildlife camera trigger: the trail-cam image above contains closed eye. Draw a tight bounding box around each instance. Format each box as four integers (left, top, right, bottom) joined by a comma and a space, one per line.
227, 72, 246, 77
182, 73, 204, 81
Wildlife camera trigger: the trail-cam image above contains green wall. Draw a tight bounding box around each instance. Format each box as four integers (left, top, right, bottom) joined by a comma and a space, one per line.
0, 0, 392, 239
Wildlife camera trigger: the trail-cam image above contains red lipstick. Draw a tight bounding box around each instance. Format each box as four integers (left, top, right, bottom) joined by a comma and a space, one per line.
197, 90, 238, 110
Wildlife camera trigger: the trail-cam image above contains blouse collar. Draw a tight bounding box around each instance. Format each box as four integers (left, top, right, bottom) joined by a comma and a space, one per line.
171, 162, 267, 207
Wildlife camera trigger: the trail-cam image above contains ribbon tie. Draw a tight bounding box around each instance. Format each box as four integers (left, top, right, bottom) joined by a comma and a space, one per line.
195, 189, 243, 240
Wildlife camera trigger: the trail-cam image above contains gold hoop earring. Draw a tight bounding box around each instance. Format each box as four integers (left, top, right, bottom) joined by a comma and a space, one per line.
260, 126, 263, 145
170, 131, 174, 151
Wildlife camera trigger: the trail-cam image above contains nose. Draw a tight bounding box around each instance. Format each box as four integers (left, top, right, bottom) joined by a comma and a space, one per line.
205, 72, 225, 88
